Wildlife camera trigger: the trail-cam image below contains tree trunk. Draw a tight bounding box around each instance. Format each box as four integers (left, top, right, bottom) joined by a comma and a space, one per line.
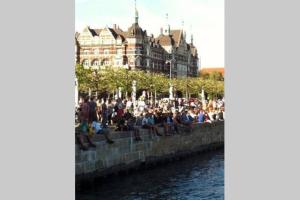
150, 91, 153, 106
154, 90, 157, 105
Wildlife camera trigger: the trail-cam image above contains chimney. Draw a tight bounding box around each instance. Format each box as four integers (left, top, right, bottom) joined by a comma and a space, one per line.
113, 24, 117, 29
160, 27, 163, 35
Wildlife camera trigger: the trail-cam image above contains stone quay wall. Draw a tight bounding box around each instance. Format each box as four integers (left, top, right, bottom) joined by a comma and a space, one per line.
76, 121, 224, 181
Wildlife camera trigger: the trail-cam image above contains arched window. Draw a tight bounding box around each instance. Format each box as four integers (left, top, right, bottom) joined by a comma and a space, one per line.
92, 59, 100, 66
82, 59, 89, 67
102, 59, 110, 66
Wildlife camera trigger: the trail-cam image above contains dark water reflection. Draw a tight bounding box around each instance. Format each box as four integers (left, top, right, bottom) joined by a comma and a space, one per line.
77, 149, 224, 200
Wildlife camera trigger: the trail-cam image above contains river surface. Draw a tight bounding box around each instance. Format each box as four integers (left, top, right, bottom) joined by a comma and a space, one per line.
76, 149, 224, 200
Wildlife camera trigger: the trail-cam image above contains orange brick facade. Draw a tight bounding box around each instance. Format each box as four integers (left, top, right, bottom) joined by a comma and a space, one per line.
75, 6, 199, 78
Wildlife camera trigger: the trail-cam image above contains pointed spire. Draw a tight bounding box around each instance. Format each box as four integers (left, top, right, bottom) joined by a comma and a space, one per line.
164, 13, 170, 35
135, 0, 139, 24
190, 25, 193, 45
181, 20, 186, 40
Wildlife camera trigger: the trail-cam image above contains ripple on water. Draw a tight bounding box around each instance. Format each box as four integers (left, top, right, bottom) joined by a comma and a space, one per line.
76, 149, 224, 200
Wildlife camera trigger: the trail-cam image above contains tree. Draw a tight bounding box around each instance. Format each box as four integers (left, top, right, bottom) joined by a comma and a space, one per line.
74, 65, 224, 99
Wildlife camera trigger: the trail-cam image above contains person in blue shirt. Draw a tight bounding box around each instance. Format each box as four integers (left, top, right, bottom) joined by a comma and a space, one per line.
91, 120, 114, 144
142, 112, 162, 136
163, 112, 174, 136
197, 109, 205, 123
180, 110, 193, 131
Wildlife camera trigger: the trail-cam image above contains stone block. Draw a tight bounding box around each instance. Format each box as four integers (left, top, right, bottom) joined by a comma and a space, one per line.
95, 160, 105, 170
87, 152, 96, 161
83, 161, 96, 173
76, 121, 224, 176
75, 163, 84, 175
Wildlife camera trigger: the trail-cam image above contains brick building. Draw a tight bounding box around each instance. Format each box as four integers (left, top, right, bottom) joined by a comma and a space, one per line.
75, 3, 199, 78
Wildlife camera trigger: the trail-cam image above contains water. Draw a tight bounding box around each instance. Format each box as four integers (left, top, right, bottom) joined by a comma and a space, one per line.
76, 149, 224, 200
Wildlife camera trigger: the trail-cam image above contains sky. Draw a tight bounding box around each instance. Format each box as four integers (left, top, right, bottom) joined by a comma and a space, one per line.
75, 0, 224, 68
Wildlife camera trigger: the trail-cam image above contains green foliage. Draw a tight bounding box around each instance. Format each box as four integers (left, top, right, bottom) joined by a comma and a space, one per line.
75, 65, 224, 98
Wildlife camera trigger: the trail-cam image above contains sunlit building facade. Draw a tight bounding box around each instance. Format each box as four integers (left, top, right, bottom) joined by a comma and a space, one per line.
75, 4, 199, 78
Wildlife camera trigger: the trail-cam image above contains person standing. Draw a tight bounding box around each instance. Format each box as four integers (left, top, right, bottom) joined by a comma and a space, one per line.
101, 98, 108, 128
88, 96, 97, 123
78, 96, 96, 150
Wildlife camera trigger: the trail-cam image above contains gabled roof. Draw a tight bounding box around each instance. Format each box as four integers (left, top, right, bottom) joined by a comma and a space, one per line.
156, 34, 175, 46
170, 30, 182, 47
108, 28, 118, 38
94, 29, 102, 35
112, 28, 127, 41
127, 23, 146, 38
88, 28, 98, 36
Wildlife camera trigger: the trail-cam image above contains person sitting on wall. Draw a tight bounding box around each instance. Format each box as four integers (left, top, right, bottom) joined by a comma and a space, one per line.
124, 109, 142, 141
180, 110, 193, 131
115, 115, 126, 131
197, 109, 205, 123
142, 112, 162, 137
187, 109, 196, 122
163, 112, 174, 136
149, 111, 163, 136
91, 120, 114, 144
217, 107, 225, 121
208, 107, 216, 122
204, 110, 212, 123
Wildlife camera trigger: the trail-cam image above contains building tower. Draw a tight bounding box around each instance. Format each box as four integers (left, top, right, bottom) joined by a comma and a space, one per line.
182, 20, 186, 40
135, 0, 139, 24
190, 25, 193, 45
163, 13, 170, 35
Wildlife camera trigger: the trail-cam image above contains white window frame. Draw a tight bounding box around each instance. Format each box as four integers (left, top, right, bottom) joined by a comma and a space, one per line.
83, 60, 89, 67
83, 50, 89, 55
94, 49, 99, 55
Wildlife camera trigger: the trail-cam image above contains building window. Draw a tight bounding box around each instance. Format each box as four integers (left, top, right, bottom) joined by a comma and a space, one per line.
83, 50, 89, 55
94, 49, 99, 55
103, 59, 110, 65
82, 59, 89, 67
92, 60, 100, 66
104, 49, 109, 55
136, 58, 140, 66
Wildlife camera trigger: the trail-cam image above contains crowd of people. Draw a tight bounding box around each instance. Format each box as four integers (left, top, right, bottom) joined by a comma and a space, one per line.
75, 95, 225, 151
